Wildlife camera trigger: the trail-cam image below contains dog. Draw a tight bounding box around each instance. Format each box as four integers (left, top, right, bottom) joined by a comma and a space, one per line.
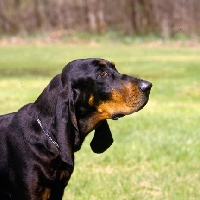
0, 58, 152, 199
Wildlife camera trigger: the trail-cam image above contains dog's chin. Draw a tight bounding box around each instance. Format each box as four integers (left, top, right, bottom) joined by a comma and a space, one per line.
111, 99, 149, 120
111, 113, 125, 120
135, 100, 149, 112
111, 108, 137, 120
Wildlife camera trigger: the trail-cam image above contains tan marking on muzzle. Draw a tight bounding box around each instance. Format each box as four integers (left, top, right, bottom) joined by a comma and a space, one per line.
88, 82, 147, 122
96, 86, 142, 118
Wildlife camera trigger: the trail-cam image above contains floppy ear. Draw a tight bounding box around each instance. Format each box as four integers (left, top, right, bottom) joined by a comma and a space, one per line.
55, 72, 81, 169
56, 94, 80, 158
34, 68, 80, 171
90, 120, 113, 154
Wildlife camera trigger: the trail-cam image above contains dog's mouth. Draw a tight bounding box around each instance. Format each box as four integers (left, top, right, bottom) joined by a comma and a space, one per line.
111, 113, 125, 120
111, 97, 149, 120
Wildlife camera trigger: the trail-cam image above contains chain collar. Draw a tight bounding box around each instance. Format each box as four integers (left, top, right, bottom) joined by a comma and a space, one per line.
36, 119, 60, 149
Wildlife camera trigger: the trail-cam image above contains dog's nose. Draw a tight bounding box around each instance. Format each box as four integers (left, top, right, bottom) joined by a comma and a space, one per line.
139, 80, 152, 92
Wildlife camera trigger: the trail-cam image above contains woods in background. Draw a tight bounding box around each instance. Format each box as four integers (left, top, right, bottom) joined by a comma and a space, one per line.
0, 0, 200, 37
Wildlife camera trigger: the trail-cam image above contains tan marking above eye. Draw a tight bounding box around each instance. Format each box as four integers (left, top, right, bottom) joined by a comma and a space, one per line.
99, 61, 106, 65
110, 61, 115, 67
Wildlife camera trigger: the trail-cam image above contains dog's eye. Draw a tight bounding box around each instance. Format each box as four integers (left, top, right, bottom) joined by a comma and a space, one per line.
99, 71, 107, 77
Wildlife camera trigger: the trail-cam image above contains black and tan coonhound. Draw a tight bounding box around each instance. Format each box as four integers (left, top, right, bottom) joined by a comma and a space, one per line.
0, 58, 152, 200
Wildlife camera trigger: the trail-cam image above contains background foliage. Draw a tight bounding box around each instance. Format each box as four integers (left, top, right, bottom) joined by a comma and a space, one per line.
1, 0, 200, 38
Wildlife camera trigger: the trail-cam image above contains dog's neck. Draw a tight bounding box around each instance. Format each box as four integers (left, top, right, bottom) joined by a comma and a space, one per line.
77, 110, 108, 137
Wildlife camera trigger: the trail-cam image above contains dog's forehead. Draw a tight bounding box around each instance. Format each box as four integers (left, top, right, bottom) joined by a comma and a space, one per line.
75, 59, 116, 74
63, 59, 117, 78
98, 60, 115, 68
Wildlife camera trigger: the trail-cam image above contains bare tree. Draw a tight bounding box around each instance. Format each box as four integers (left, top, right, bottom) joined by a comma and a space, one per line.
0, 0, 200, 37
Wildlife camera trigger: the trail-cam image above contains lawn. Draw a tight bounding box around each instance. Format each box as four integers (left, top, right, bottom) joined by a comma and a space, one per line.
0, 42, 200, 200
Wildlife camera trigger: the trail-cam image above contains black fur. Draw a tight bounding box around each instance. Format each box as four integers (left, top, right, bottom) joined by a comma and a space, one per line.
0, 58, 152, 200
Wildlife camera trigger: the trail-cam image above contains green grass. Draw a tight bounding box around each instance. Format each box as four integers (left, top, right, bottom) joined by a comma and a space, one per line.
0, 42, 200, 199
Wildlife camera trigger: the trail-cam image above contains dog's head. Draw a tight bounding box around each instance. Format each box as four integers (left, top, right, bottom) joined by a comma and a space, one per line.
35, 58, 152, 166
61, 58, 152, 153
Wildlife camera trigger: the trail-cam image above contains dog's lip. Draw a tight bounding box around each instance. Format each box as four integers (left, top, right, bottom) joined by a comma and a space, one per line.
111, 113, 125, 120
134, 99, 149, 112
111, 107, 138, 120
111, 99, 149, 120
